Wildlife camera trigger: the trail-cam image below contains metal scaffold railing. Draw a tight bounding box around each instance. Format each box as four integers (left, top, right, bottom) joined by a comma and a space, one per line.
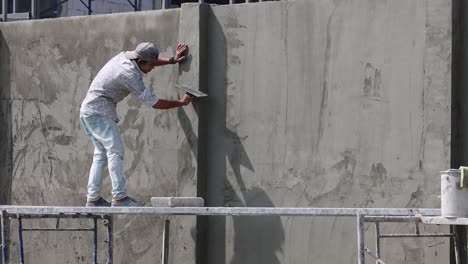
0, 206, 460, 264
0, 0, 281, 22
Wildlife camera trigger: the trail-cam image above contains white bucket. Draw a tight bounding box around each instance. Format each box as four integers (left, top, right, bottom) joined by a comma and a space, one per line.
441, 169, 468, 218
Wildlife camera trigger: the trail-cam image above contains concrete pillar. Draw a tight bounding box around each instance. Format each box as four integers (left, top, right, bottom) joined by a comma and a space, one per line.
452, 0, 468, 262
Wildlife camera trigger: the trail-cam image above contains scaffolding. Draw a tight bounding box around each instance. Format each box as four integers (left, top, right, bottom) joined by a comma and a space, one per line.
0, 0, 142, 21
0, 206, 461, 264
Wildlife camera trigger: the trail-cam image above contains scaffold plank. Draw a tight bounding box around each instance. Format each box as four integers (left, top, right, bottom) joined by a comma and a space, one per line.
0, 206, 440, 216
421, 216, 468, 225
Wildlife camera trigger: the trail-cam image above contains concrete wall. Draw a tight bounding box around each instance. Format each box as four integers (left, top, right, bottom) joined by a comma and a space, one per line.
198, 0, 451, 263
0, 9, 199, 264
0, 0, 452, 263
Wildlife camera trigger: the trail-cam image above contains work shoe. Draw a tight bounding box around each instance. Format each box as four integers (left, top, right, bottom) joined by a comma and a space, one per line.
86, 197, 111, 207
112, 196, 145, 207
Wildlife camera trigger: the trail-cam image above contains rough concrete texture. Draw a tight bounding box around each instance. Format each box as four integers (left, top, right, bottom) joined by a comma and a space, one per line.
0, 8, 198, 264
0, 0, 453, 263
200, 1, 451, 263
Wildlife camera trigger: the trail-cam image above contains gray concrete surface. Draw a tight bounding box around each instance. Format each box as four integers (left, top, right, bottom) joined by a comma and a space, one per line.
198, 1, 451, 263
0, 8, 198, 264
0, 0, 453, 263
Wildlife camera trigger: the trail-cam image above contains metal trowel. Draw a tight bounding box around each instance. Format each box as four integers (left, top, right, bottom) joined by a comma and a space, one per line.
174, 84, 208, 98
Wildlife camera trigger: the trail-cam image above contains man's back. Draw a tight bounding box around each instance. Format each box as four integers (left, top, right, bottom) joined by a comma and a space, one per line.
80, 52, 157, 122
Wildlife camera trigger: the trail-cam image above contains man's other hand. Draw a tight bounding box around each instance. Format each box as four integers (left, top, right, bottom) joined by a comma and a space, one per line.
179, 93, 193, 106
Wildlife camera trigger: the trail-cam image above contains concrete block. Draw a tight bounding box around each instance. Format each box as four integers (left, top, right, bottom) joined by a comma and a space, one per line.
151, 197, 204, 207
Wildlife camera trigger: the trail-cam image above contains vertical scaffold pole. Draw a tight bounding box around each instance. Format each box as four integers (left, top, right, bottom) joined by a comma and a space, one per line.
357, 213, 365, 264
30, 0, 36, 18
53, 0, 58, 17
2, 0, 8, 22
454, 225, 460, 264
161, 219, 170, 264
106, 216, 113, 264
374, 222, 380, 264
18, 217, 24, 264
1, 210, 10, 264
93, 217, 98, 264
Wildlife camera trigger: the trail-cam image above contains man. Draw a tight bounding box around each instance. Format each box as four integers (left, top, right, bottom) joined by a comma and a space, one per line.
80, 42, 192, 207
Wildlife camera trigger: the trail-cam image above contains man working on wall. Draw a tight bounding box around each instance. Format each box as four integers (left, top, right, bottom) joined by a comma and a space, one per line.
80, 42, 192, 207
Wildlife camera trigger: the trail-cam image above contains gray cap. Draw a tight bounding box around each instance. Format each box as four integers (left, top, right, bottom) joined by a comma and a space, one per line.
125, 42, 159, 62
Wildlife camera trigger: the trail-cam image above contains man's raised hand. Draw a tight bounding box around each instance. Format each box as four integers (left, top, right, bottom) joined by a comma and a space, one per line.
174, 43, 188, 63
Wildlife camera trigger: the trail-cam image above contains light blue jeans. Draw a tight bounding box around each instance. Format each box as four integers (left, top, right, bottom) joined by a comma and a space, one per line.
80, 113, 126, 201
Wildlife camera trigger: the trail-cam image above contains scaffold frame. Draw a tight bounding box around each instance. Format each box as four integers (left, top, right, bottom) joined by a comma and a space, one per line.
0, 206, 460, 264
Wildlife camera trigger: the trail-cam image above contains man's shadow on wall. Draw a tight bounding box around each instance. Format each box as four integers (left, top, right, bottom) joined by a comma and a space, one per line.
178, 103, 284, 264
177, 7, 284, 264
226, 182, 284, 264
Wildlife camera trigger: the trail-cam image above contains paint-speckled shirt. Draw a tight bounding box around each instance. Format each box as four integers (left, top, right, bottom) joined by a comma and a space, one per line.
80, 52, 159, 122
